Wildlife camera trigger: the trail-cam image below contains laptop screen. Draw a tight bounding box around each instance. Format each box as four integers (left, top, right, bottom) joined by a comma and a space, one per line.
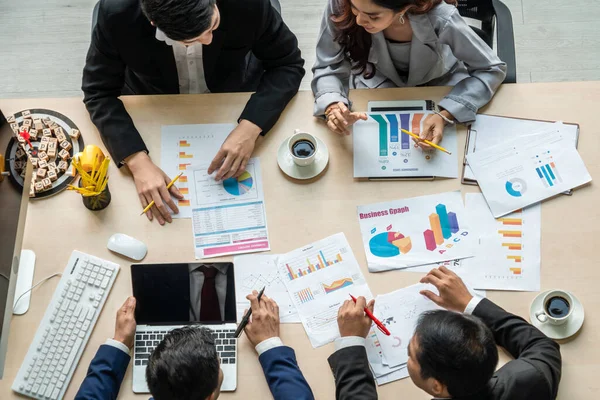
132, 263, 237, 325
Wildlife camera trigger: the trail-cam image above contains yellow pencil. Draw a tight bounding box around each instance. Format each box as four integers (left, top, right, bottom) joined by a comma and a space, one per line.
400, 128, 452, 155
140, 172, 184, 216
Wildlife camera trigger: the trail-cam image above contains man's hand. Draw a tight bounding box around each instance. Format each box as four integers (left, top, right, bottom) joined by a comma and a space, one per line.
416, 111, 453, 150
125, 152, 183, 225
325, 102, 368, 136
419, 266, 473, 312
244, 291, 280, 347
337, 296, 375, 338
114, 296, 137, 349
208, 120, 261, 181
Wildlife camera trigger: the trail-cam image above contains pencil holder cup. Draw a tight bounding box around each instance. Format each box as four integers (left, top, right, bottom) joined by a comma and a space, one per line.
79, 180, 111, 211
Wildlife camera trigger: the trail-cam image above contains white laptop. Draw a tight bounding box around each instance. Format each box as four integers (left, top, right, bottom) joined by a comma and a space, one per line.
131, 263, 238, 394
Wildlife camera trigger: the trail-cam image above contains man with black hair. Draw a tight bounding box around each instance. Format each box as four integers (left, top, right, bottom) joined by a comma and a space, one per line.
329, 267, 562, 400
83, 0, 304, 226
75, 293, 314, 399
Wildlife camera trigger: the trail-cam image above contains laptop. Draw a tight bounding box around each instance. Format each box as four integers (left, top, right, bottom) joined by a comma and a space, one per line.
131, 263, 238, 393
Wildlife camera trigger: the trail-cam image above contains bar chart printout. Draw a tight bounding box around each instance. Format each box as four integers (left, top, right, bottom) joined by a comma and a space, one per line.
278, 233, 373, 347
463, 193, 541, 291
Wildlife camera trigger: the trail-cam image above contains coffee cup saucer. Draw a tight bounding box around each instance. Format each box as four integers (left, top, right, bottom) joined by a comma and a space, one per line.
529, 290, 584, 340
277, 136, 329, 180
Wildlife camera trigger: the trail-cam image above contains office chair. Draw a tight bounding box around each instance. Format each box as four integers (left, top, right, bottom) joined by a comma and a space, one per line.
457, 0, 517, 83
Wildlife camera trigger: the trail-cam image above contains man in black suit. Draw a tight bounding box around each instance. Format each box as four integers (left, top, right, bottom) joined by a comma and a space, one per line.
83, 0, 304, 225
329, 267, 562, 400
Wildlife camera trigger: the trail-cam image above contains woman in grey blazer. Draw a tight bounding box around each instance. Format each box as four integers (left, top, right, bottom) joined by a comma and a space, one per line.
312, 0, 506, 148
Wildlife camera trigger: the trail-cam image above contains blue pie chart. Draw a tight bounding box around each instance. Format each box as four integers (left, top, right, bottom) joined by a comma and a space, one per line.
505, 179, 527, 197
223, 171, 253, 196
369, 232, 400, 258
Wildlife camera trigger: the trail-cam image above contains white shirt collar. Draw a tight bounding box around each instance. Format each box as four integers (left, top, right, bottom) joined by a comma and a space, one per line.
155, 27, 177, 46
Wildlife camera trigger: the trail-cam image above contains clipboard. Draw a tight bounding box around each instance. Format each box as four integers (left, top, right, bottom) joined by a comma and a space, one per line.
462, 115, 580, 194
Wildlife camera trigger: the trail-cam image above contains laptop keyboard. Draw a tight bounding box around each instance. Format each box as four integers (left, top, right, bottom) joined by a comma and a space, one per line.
134, 328, 237, 366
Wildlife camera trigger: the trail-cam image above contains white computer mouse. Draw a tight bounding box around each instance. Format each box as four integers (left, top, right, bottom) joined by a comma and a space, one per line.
107, 233, 148, 261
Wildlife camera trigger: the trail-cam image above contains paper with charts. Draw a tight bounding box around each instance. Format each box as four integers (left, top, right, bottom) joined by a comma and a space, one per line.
461, 193, 541, 291
277, 233, 373, 348
357, 192, 476, 272
365, 325, 409, 385
467, 130, 591, 217
161, 123, 235, 218
234, 255, 299, 323
353, 112, 458, 178
188, 158, 270, 259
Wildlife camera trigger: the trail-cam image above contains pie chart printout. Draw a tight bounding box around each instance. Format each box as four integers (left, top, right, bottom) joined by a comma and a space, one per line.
223, 171, 254, 196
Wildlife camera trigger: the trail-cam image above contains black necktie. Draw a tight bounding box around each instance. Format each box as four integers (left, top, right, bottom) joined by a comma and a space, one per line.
199, 266, 221, 321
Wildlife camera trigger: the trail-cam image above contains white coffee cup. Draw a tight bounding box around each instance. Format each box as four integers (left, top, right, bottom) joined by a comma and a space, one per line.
535, 290, 574, 326
288, 129, 318, 167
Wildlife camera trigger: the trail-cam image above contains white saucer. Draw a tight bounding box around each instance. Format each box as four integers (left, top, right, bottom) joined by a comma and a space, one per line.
529, 290, 584, 340
277, 136, 329, 180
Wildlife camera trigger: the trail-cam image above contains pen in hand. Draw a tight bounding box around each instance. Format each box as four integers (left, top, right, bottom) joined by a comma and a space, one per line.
350, 294, 390, 336
235, 286, 266, 338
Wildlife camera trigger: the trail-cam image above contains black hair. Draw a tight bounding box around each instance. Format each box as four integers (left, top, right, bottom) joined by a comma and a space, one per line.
141, 0, 218, 41
414, 310, 498, 397
146, 326, 220, 400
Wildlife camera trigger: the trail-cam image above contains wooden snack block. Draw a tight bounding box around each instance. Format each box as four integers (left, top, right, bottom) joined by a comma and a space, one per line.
47, 170, 58, 182
58, 149, 70, 160
31, 157, 39, 168
10, 123, 20, 134
22, 119, 32, 128
15, 148, 25, 159
69, 129, 80, 140
36, 168, 47, 179
53, 126, 64, 135
48, 140, 57, 151
47, 161, 57, 171
17, 135, 26, 145
42, 128, 52, 137
38, 142, 48, 152
34, 181, 44, 193
48, 148, 57, 158
6, 114, 15, 123
22, 110, 32, 119
14, 160, 24, 170
58, 160, 68, 172
29, 184, 35, 197
56, 132, 67, 143
40, 136, 49, 144
33, 119, 44, 131
29, 129, 39, 140
42, 178, 52, 189
38, 159, 48, 169
49, 122, 59, 130
59, 140, 72, 151
38, 151, 49, 161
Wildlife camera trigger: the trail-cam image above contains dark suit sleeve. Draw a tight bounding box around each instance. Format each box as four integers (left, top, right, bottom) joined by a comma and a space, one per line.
239, 0, 305, 134
473, 298, 562, 399
82, 0, 148, 165
74, 344, 131, 400
258, 346, 314, 400
327, 346, 377, 400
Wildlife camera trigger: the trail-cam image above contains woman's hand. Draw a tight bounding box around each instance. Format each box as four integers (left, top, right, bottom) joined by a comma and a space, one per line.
416, 110, 455, 150
325, 101, 367, 135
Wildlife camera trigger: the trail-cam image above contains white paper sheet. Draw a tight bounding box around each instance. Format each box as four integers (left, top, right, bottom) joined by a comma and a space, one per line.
277, 233, 373, 348
233, 255, 299, 323
353, 112, 457, 178
467, 130, 592, 217
188, 158, 270, 258
464, 117, 579, 181
357, 192, 476, 272
461, 193, 541, 291
365, 326, 409, 385
160, 124, 234, 218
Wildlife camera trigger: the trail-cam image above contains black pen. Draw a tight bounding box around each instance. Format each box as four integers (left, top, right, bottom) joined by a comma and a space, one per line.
234, 286, 266, 338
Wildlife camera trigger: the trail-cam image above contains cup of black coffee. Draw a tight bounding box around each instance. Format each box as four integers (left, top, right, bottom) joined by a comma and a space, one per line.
535, 290, 573, 326
288, 130, 318, 167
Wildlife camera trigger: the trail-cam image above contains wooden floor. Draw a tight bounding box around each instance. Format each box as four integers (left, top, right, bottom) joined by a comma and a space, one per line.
1, 0, 599, 99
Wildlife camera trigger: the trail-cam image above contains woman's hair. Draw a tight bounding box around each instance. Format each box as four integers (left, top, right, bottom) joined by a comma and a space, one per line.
332, 0, 457, 77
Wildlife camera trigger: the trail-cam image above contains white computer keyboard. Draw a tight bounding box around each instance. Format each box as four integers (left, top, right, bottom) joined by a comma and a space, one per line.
12, 250, 120, 400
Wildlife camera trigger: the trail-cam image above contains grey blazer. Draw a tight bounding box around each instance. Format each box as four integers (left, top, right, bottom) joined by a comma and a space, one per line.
311, 1, 507, 123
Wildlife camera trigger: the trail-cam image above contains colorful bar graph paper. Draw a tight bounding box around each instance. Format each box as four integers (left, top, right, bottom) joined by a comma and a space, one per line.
286, 252, 343, 281
436, 204, 452, 239
429, 214, 444, 245
296, 288, 315, 304
400, 114, 410, 149
372, 115, 388, 157
423, 229, 437, 251
386, 114, 399, 143
498, 230, 522, 238
448, 212, 459, 234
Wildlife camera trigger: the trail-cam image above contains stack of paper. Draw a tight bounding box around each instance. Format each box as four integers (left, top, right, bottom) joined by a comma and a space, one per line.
468, 129, 592, 217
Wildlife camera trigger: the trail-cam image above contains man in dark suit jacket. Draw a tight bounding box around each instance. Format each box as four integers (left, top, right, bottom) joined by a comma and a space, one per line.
328, 267, 562, 400
83, 0, 304, 226
75, 293, 314, 400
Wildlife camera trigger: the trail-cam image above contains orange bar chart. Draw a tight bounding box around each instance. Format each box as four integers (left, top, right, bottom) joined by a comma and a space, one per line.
498, 218, 522, 225
498, 230, 522, 238
507, 255, 522, 262
429, 213, 444, 245
502, 243, 522, 250
179, 163, 191, 171
179, 188, 189, 195
179, 152, 193, 159
178, 199, 190, 206
179, 140, 191, 147
179, 175, 188, 183
510, 267, 522, 275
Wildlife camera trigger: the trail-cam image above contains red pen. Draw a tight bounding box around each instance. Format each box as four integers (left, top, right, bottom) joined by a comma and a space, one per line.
349, 294, 390, 336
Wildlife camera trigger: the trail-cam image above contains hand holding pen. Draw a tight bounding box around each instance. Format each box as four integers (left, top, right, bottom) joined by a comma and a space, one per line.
240, 289, 282, 348
337, 295, 389, 339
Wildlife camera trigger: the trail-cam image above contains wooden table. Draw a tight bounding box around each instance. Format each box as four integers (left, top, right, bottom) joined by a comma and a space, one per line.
1, 82, 598, 399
